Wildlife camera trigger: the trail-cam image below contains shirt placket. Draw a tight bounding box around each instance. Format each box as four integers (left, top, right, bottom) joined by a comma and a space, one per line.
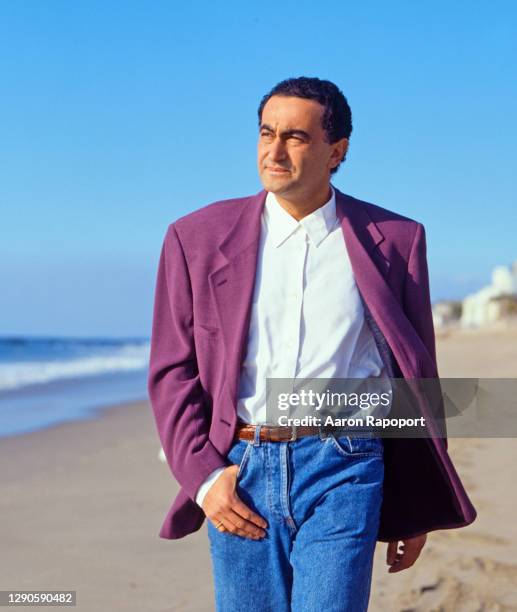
281, 228, 308, 382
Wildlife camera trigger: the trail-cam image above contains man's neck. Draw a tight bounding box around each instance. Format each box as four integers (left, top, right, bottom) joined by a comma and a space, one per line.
274, 184, 332, 221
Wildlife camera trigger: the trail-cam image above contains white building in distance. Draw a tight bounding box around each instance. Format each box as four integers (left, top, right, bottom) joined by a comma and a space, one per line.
461, 261, 517, 328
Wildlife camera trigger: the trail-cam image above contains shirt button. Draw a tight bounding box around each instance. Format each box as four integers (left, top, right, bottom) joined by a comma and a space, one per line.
287, 339, 295, 348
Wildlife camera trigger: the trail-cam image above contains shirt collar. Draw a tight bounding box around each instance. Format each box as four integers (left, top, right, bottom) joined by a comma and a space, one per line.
263, 184, 338, 248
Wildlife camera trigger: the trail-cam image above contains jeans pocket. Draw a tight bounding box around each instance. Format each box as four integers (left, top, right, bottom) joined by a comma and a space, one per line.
329, 434, 384, 459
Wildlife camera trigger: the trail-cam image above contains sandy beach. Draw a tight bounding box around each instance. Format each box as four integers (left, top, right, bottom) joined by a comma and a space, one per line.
2, 326, 517, 611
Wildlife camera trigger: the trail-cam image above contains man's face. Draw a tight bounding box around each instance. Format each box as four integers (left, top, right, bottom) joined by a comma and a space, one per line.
257, 95, 347, 198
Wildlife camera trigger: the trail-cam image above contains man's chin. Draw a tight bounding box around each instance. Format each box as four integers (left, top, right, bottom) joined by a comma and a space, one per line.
260, 174, 295, 194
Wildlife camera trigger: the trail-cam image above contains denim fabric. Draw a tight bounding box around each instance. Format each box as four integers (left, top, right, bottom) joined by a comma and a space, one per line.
207, 428, 384, 612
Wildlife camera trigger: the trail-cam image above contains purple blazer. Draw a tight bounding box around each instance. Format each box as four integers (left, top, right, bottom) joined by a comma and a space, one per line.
148, 186, 477, 542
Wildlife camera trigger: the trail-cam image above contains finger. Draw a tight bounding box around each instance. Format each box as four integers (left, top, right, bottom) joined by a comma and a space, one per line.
212, 509, 261, 539
211, 517, 228, 533
389, 558, 412, 572
232, 494, 268, 530
388, 548, 417, 573
386, 541, 399, 565
225, 508, 266, 539
223, 517, 261, 539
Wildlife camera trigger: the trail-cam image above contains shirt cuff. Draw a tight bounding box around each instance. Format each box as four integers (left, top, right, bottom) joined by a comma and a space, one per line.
195, 467, 226, 508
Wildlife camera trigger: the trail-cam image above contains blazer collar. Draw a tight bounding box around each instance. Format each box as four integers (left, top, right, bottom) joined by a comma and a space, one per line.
216, 184, 386, 264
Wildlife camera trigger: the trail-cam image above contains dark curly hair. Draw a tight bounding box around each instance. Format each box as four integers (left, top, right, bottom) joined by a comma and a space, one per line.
257, 76, 352, 175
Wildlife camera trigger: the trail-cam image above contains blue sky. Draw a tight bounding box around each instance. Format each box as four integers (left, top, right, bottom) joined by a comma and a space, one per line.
1, 1, 515, 337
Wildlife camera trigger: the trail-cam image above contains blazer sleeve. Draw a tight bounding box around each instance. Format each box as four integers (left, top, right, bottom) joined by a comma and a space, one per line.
403, 222, 438, 371
403, 222, 448, 448
147, 223, 229, 502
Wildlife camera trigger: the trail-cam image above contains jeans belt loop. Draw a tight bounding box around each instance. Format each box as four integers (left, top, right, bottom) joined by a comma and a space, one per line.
253, 424, 262, 447
290, 425, 298, 442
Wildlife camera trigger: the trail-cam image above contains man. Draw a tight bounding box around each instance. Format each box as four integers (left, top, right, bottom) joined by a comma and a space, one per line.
148, 77, 476, 611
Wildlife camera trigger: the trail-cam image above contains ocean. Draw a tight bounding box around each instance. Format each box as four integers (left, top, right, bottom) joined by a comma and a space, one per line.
0, 336, 150, 438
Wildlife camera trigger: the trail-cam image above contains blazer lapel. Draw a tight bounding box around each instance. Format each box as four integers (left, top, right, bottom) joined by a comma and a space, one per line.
335, 188, 424, 379
208, 190, 266, 408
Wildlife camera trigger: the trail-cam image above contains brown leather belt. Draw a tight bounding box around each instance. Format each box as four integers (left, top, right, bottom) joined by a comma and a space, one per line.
235, 422, 327, 442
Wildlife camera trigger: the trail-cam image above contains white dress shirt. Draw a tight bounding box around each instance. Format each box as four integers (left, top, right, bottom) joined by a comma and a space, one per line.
195, 184, 389, 507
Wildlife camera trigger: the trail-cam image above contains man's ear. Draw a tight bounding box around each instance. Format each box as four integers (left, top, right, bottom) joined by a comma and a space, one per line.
330, 137, 349, 169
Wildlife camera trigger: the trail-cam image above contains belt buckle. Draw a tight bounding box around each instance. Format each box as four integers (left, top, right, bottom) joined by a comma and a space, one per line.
289, 425, 297, 441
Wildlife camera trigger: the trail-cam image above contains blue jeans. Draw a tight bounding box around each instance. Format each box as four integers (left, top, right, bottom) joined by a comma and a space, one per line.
207, 427, 384, 612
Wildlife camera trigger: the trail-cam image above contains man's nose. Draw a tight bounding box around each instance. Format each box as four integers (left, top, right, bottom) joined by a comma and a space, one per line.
268, 138, 287, 161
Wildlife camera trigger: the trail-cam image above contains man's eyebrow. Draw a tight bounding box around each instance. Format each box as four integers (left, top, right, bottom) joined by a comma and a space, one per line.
259, 123, 311, 140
